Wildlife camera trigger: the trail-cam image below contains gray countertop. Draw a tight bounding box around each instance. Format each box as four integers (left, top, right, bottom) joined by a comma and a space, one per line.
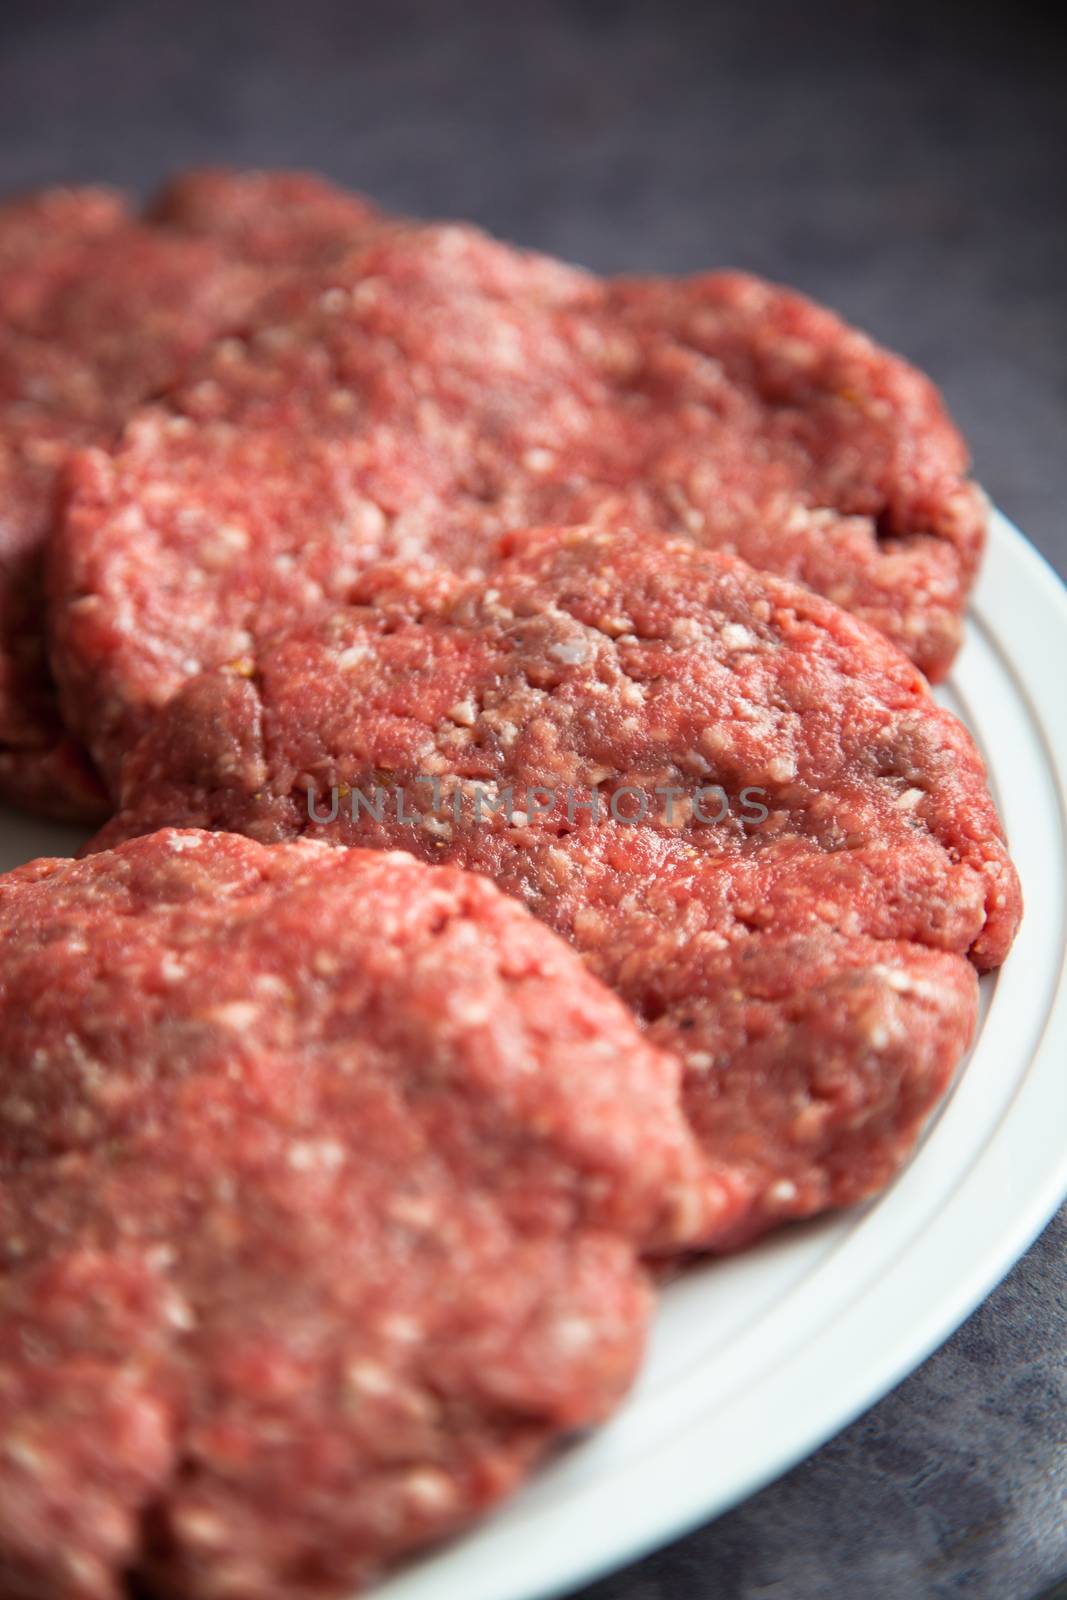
2, 2, 1064, 1595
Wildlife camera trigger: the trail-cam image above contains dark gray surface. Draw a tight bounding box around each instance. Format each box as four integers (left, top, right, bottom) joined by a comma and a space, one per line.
2, 3, 1064, 1597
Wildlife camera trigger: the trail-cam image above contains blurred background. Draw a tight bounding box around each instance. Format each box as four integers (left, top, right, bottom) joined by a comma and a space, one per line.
2, 3, 1064, 1597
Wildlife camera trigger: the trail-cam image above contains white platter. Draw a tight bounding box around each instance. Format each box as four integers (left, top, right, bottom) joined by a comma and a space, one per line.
3, 508, 1066, 1600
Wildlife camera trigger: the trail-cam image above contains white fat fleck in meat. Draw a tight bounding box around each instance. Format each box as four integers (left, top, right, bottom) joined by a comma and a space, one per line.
546, 635, 593, 666
345, 1359, 396, 1399
208, 1001, 262, 1031
447, 699, 477, 726
402, 1469, 458, 1513
421, 815, 452, 839
720, 622, 759, 651
171, 1508, 230, 1549
287, 1138, 346, 1172
764, 753, 798, 784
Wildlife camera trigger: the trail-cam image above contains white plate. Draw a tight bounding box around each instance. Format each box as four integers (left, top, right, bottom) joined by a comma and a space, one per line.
3, 508, 1066, 1600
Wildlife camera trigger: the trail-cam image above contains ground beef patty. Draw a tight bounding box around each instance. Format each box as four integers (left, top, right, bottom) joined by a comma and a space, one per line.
49, 219, 984, 793
0, 172, 379, 823
150, 166, 383, 265
95, 529, 1022, 1250
0, 186, 133, 819
0, 828, 715, 1599
0, 186, 128, 287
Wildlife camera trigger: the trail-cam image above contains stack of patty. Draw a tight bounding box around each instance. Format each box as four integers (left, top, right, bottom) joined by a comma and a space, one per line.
0, 169, 1021, 1599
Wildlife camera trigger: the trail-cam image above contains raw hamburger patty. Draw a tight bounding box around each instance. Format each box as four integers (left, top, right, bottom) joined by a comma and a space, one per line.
0, 190, 258, 821
0, 186, 128, 292
151, 166, 383, 266
49, 220, 984, 792
0, 829, 714, 1599
96, 529, 1022, 1249
0, 172, 379, 822
0, 186, 134, 818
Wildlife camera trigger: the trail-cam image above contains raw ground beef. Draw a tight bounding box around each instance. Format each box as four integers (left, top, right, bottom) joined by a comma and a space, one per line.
0, 185, 133, 820
94, 528, 1022, 1250
0, 828, 715, 1598
48, 217, 985, 792
0, 187, 129, 294
0, 171, 379, 822
150, 167, 384, 266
